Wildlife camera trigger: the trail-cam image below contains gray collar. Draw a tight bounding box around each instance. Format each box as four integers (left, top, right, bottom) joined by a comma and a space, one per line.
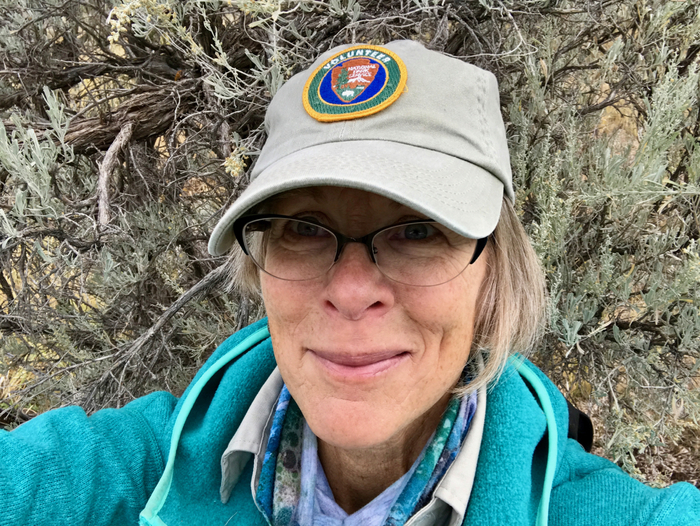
220, 368, 486, 526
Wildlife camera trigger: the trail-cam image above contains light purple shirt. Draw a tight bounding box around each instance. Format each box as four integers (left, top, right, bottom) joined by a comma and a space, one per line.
296, 421, 420, 526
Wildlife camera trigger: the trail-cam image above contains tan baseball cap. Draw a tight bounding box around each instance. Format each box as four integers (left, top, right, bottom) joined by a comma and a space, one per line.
209, 40, 513, 256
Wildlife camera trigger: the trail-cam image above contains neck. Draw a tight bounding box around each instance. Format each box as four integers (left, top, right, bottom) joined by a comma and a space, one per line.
317, 392, 451, 514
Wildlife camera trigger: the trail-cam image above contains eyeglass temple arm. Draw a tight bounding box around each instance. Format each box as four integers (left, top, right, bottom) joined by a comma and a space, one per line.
471, 237, 488, 265
233, 214, 277, 256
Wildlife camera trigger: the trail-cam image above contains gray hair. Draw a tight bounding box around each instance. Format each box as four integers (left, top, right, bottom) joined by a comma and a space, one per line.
456, 197, 546, 394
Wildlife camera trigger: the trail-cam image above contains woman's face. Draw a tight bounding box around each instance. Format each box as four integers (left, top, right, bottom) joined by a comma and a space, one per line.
261, 186, 489, 451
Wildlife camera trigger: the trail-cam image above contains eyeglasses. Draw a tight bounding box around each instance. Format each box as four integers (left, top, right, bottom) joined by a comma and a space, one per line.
232, 214, 488, 287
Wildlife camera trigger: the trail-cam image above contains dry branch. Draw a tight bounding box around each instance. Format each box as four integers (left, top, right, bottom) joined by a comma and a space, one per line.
120, 263, 230, 358
97, 121, 133, 226
1, 82, 198, 154
64, 81, 198, 152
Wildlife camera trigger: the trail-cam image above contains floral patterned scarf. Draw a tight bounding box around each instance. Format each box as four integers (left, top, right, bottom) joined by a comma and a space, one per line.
255, 385, 477, 526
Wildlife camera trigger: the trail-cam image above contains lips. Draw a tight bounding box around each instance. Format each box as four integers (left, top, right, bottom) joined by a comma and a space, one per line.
309, 349, 409, 379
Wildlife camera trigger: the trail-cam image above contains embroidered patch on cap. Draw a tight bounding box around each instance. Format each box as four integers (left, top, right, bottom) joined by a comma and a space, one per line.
302, 45, 407, 122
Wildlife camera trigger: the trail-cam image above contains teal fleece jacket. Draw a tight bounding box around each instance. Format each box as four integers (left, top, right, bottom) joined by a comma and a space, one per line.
1, 318, 699, 526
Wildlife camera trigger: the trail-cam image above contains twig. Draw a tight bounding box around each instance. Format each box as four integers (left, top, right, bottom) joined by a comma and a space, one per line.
97, 121, 133, 226
120, 263, 230, 358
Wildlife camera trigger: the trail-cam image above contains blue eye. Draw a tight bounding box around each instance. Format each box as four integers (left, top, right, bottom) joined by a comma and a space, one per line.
403, 224, 432, 240
286, 219, 333, 239
294, 221, 321, 236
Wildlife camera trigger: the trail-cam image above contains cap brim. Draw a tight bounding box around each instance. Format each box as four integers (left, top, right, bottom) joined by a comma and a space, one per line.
208, 140, 503, 256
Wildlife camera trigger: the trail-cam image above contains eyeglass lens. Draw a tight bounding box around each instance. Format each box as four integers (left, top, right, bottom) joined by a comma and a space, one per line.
242, 218, 478, 286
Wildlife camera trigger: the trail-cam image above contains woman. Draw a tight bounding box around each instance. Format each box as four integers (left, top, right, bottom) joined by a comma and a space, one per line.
1, 40, 698, 526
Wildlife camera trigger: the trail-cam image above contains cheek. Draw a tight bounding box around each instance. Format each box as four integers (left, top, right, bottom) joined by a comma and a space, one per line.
401, 273, 481, 337
405, 263, 486, 372
387, 289, 475, 394
261, 275, 324, 384
261, 276, 316, 332
262, 277, 301, 356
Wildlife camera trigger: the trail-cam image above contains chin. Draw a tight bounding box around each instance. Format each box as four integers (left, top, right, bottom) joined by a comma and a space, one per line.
301, 396, 403, 451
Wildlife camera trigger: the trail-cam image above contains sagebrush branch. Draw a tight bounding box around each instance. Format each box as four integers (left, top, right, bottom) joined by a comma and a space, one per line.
97, 121, 133, 226
1, 81, 198, 154
65, 81, 198, 153
120, 263, 230, 359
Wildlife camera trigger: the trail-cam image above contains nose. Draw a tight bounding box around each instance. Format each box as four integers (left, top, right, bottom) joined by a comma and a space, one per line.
323, 242, 394, 321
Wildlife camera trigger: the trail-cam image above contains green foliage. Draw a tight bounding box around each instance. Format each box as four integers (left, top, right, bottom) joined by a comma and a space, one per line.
499, 1, 700, 484
0, 0, 698, 486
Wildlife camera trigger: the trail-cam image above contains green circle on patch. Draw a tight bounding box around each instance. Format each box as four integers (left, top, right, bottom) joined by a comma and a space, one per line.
302, 45, 407, 122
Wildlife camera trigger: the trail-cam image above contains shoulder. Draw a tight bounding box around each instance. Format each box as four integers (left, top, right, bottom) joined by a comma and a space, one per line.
492, 362, 700, 526
173, 316, 276, 436
139, 319, 277, 525
179, 317, 276, 406
551, 438, 700, 526
486, 358, 700, 526
191, 317, 274, 381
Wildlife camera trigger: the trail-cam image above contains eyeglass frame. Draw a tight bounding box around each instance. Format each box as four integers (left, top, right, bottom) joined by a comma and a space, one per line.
232, 213, 488, 284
